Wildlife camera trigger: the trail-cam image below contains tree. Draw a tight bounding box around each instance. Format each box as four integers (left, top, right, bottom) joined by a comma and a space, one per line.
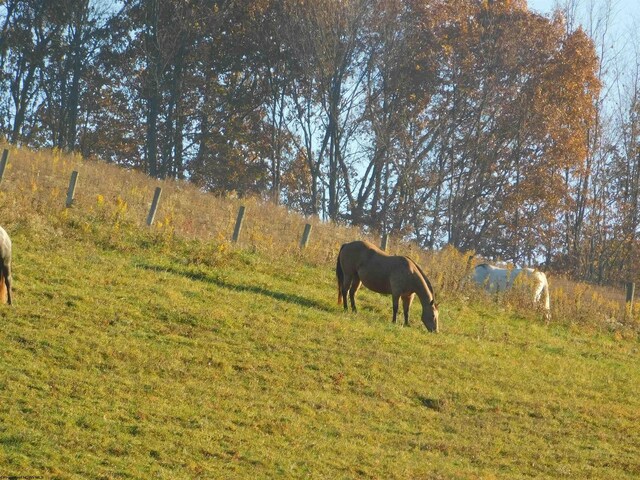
409, 1, 599, 263
1, 0, 65, 144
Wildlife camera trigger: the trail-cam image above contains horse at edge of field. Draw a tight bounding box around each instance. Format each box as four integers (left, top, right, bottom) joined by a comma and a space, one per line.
473, 263, 550, 319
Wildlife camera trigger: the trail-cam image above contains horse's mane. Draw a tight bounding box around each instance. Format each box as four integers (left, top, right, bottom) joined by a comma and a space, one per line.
406, 256, 435, 299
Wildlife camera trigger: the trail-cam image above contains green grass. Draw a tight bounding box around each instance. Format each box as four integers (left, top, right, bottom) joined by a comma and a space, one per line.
0, 220, 638, 480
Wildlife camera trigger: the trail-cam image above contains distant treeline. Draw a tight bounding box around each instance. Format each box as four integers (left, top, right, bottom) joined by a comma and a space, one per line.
1, 0, 639, 284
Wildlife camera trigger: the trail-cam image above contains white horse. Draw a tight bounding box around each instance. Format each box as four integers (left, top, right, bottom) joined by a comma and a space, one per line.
0, 226, 12, 305
473, 263, 549, 318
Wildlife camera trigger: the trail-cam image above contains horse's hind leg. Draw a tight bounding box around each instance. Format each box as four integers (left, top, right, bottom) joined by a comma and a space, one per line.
341, 273, 353, 311
341, 285, 349, 311
401, 294, 414, 326
392, 294, 400, 323
349, 273, 361, 313
0, 265, 12, 305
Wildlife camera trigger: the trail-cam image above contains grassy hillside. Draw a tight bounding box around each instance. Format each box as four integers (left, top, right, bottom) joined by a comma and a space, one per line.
0, 146, 639, 479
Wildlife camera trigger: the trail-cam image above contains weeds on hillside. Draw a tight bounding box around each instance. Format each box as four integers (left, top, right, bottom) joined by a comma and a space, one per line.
0, 143, 638, 336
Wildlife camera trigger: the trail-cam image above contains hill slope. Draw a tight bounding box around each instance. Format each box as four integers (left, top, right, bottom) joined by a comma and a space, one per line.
0, 148, 639, 479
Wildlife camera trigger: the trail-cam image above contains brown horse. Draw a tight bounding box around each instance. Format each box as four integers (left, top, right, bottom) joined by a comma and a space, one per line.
0, 226, 12, 305
336, 240, 438, 332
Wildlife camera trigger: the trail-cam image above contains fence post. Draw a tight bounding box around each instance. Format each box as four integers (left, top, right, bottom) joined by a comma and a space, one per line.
300, 223, 312, 248
0, 149, 9, 183
626, 282, 635, 315
65, 170, 79, 207
381, 233, 390, 252
232, 205, 246, 243
146, 187, 162, 226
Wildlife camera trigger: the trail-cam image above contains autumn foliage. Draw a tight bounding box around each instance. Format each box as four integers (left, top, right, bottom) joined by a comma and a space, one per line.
6, 0, 639, 285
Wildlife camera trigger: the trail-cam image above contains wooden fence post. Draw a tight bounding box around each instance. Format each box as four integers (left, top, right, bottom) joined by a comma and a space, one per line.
146, 187, 162, 226
232, 205, 246, 242
65, 170, 79, 207
0, 149, 8, 183
381, 233, 390, 252
626, 282, 635, 315
300, 223, 312, 248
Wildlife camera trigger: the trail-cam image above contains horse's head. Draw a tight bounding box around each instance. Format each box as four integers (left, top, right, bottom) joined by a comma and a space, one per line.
421, 299, 439, 332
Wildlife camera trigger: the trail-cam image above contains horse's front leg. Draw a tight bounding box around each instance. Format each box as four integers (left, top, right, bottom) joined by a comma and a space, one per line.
402, 294, 414, 326
5, 275, 11, 305
392, 295, 399, 323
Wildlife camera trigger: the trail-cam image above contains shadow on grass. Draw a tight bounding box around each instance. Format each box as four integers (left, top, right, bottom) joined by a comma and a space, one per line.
417, 395, 447, 412
136, 262, 332, 312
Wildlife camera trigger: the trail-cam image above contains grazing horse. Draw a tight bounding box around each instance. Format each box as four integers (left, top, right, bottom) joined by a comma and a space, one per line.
336, 240, 439, 332
473, 263, 549, 318
0, 226, 12, 305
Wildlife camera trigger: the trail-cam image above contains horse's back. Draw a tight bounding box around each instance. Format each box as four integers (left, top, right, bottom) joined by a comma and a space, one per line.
339, 240, 383, 269
474, 264, 508, 288
340, 240, 384, 256
474, 263, 549, 309
339, 240, 411, 294
474, 264, 534, 290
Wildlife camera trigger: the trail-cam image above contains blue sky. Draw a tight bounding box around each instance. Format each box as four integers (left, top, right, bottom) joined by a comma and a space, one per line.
527, 0, 640, 23
527, 0, 640, 67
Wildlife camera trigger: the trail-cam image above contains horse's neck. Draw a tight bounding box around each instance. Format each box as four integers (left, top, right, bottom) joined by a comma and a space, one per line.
413, 273, 434, 306
532, 275, 551, 310
406, 258, 434, 305
542, 280, 550, 310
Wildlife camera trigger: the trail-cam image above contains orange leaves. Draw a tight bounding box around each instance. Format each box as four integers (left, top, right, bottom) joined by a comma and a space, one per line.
429, 0, 601, 259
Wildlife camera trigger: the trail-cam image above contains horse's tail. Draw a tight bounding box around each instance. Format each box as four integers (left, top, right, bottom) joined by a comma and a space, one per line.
336, 245, 344, 305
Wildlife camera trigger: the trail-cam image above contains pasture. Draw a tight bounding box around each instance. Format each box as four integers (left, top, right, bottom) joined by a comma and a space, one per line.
0, 147, 639, 478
